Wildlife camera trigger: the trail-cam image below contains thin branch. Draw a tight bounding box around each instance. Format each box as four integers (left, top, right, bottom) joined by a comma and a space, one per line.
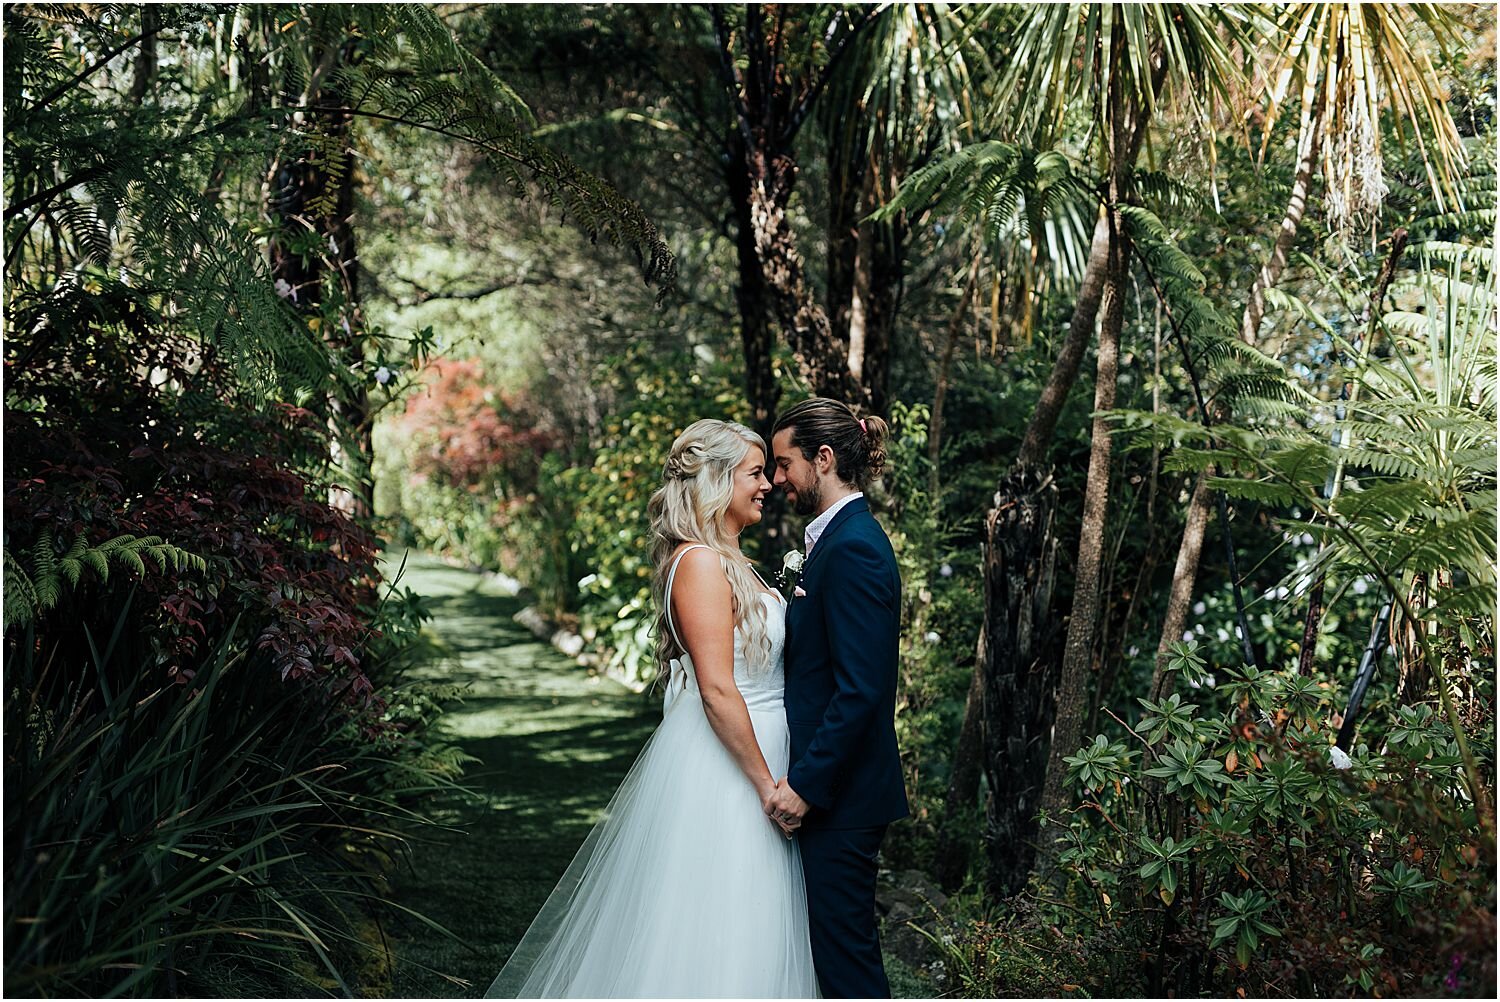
391, 271, 566, 307
709, 5, 755, 152
779, 3, 885, 147
29, 21, 167, 115
1130, 238, 1260, 672
1103, 706, 1161, 762
3, 115, 256, 222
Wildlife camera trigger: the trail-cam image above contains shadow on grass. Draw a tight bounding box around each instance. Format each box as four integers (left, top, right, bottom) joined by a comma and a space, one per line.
384, 553, 658, 998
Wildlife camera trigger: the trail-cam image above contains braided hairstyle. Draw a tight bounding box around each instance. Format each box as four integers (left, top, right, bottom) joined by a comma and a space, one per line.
771, 397, 888, 490
646, 419, 774, 679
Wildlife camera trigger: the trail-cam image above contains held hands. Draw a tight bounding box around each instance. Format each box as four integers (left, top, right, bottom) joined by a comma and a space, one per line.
762, 777, 809, 838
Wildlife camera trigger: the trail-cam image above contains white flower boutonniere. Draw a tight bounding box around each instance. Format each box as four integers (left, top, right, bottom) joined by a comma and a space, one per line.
776, 549, 805, 595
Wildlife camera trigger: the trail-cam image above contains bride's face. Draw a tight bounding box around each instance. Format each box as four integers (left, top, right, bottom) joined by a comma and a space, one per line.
724, 445, 772, 534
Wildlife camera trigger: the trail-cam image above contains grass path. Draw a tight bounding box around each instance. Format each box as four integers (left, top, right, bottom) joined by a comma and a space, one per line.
384, 553, 658, 997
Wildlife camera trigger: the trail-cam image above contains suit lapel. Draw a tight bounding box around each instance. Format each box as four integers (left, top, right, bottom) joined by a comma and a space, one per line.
788, 498, 869, 630
802, 496, 867, 576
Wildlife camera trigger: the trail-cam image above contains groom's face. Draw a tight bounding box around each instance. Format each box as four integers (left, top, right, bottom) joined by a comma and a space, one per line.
771, 428, 822, 517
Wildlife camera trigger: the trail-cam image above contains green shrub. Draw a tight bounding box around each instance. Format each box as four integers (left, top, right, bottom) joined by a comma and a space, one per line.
561, 352, 750, 682
1035, 640, 1493, 997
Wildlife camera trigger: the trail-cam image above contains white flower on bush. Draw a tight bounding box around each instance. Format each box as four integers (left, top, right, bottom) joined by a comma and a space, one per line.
374, 365, 393, 385
782, 549, 805, 576
924, 631, 941, 644
274, 278, 295, 301
1352, 577, 1369, 595
1329, 746, 1354, 770
939, 562, 953, 578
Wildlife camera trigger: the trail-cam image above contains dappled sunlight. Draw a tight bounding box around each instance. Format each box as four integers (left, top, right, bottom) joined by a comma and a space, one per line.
386, 553, 657, 997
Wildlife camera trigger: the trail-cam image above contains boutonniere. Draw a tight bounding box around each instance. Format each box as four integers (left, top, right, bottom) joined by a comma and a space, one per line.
776, 548, 805, 596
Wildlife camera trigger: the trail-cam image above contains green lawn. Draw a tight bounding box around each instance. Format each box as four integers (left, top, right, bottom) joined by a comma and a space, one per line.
382, 552, 659, 997
380, 552, 933, 999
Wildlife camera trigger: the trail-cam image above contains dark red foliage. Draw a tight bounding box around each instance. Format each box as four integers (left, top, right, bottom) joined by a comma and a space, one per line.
4, 281, 388, 719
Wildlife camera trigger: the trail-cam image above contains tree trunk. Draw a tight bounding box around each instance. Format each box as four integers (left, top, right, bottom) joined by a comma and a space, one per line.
859, 211, 904, 417
927, 265, 978, 504
934, 221, 1110, 874
1013, 212, 1112, 469
936, 163, 1115, 891
1150, 102, 1323, 679
846, 209, 874, 387
325, 130, 370, 518
128, 7, 159, 105
1039, 217, 1128, 823
1241, 97, 1323, 345
827, 123, 866, 349
713, 3, 878, 414
1039, 35, 1140, 819
267, 32, 372, 516
847, 210, 904, 416
747, 151, 869, 410
728, 134, 780, 438
1150, 469, 1213, 699
976, 468, 1062, 897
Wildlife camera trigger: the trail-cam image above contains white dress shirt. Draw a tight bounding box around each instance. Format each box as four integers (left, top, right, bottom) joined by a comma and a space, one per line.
804, 491, 863, 556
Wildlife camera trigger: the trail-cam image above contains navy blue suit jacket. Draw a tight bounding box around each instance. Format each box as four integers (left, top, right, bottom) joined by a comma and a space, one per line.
785, 497, 909, 830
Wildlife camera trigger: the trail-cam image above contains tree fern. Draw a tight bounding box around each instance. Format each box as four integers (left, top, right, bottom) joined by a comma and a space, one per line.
3, 531, 207, 632
1122, 203, 1313, 433
878, 139, 1095, 293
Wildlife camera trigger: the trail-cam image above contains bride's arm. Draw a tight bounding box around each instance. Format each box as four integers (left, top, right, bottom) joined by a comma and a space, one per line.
671, 548, 777, 807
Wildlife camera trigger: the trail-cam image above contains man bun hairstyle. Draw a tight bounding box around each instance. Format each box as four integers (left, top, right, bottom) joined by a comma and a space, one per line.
772, 397, 888, 489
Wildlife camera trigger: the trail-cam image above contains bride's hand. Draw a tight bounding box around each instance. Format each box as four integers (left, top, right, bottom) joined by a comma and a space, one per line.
757, 776, 777, 807
760, 781, 797, 837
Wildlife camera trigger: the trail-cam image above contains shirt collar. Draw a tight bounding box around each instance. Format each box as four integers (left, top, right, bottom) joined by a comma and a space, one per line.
804, 491, 863, 555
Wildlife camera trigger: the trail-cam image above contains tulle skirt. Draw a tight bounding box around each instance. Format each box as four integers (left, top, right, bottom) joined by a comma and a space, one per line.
486, 685, 819, 999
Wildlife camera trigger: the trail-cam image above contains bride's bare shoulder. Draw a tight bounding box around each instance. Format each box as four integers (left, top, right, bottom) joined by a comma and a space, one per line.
671, 544, 725, 582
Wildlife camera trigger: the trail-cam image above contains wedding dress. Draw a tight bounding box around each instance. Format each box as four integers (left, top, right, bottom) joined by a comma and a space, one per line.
486, 544, 819, 998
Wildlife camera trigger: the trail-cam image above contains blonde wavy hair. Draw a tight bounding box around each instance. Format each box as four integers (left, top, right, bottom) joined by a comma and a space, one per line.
647, 419, 773, 679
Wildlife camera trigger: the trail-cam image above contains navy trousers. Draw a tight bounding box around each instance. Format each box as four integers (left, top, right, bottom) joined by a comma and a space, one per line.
799, 824, 890, 999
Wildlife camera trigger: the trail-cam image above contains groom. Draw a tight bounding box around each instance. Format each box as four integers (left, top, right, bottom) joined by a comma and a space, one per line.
765, 397, 909, 1000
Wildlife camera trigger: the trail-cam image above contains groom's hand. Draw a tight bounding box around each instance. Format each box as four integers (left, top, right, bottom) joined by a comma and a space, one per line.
759, 784, 795, 837
766, 777, 809, 833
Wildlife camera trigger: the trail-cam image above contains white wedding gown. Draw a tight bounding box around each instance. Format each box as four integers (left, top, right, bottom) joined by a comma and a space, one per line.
486, 546, 819, 998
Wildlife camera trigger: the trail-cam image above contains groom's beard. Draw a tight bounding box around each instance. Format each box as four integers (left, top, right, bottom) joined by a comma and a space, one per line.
791, 477, 821, 517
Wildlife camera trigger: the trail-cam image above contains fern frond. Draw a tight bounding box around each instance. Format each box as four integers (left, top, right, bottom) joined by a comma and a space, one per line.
1207, 476, 1300, 506
1134, 169, 1206, 216
3, 547, 42, 631
1262, 287, 1333, 332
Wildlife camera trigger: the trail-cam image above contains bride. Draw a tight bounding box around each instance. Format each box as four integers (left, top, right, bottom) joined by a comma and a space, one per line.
487, 418, 819, 999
